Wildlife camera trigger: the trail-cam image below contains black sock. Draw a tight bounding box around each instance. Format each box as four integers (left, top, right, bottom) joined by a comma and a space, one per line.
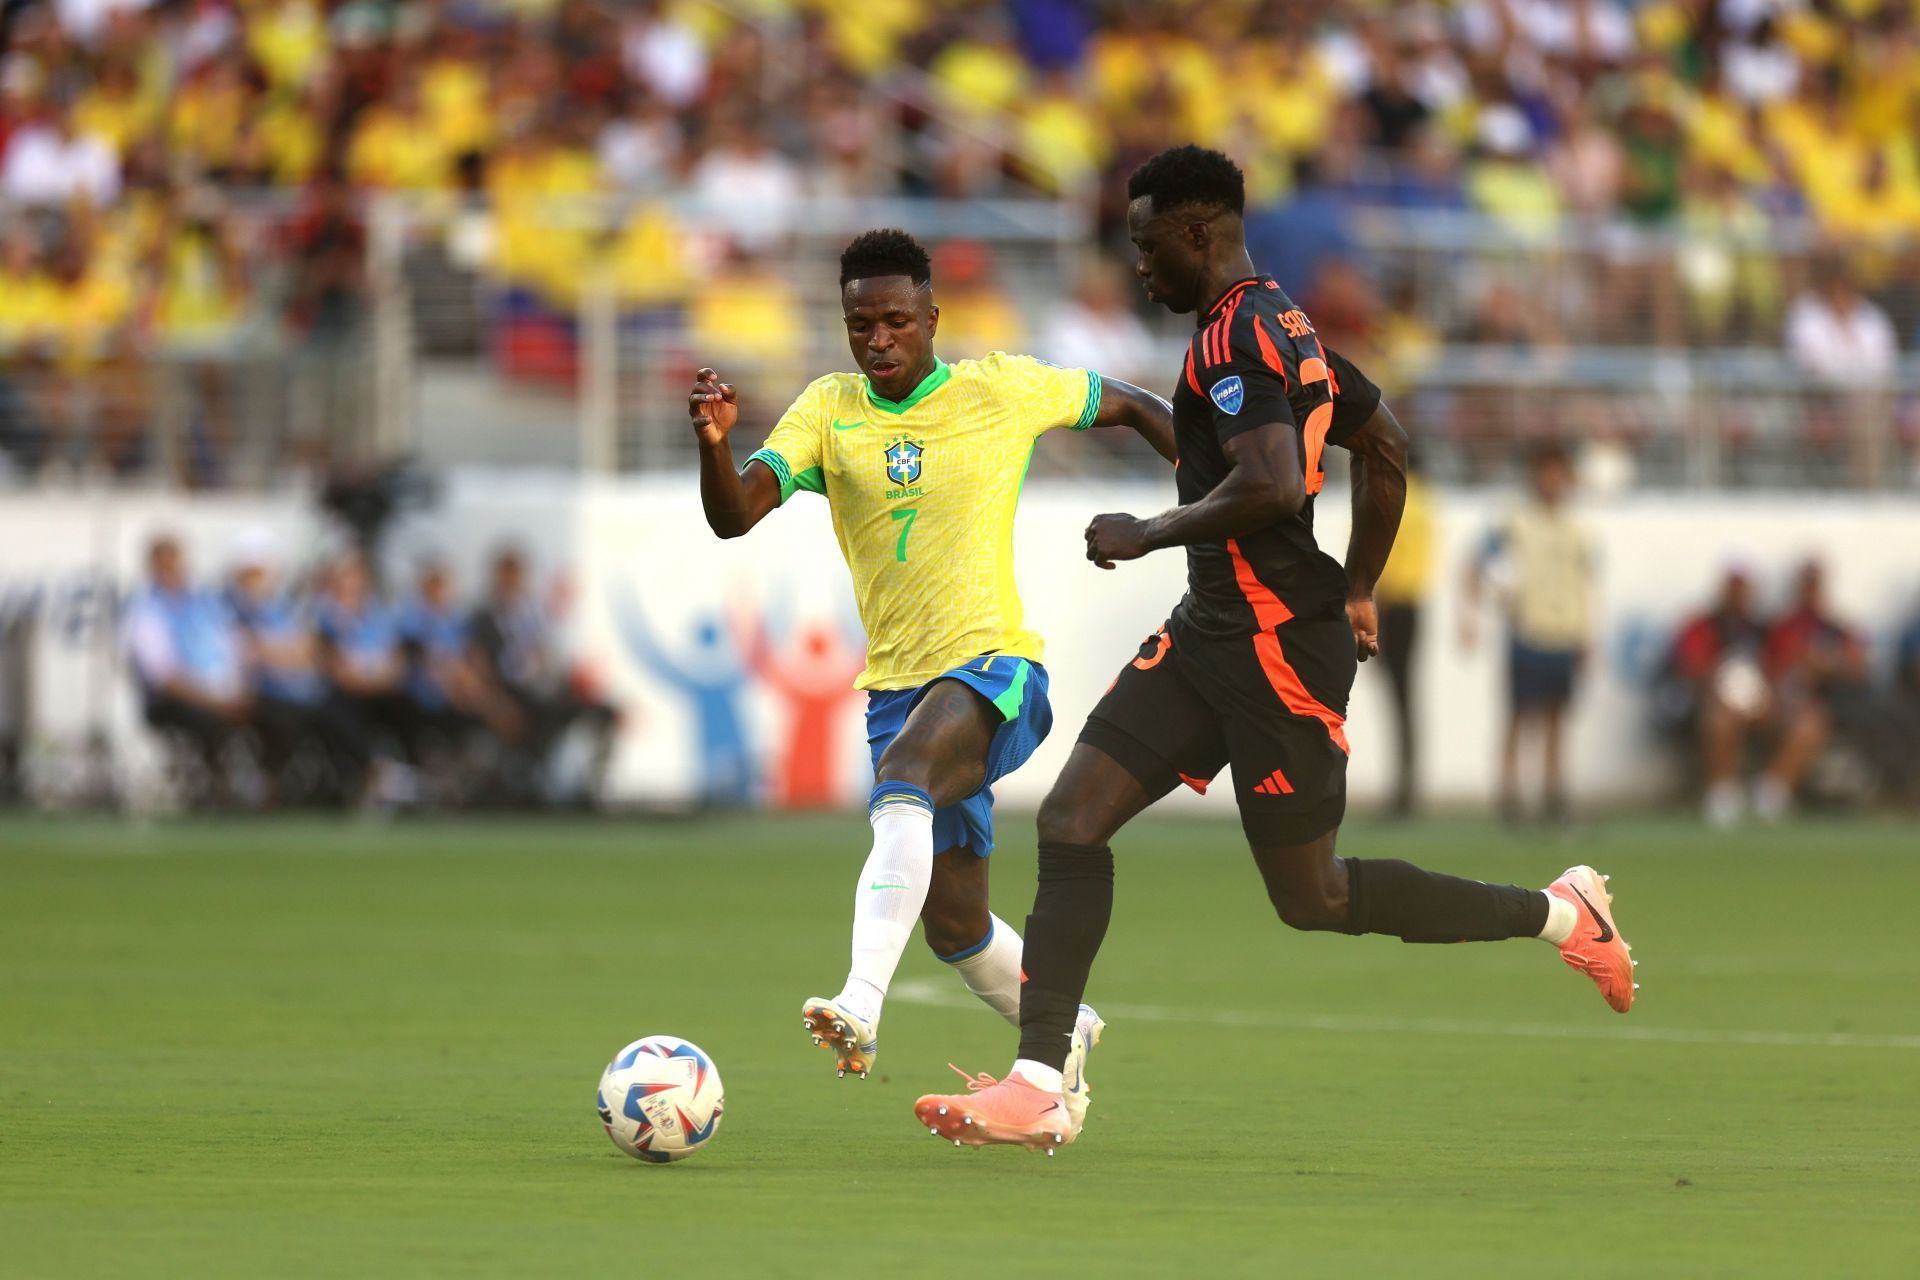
1345, 858, 1547, 943
1015, 841, 1114, 1070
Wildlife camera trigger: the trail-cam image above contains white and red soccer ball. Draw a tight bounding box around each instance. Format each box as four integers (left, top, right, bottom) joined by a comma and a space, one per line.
596, 1035, 725, 1163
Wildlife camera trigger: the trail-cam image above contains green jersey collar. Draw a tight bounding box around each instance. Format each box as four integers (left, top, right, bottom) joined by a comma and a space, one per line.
864, 358, 951, 415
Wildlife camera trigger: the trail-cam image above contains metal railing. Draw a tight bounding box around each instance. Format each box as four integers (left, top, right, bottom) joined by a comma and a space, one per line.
380, 190, 1096, 473
0, 192, 413, 489
1397, 346, 1918, 490
13, 184, 1919, 492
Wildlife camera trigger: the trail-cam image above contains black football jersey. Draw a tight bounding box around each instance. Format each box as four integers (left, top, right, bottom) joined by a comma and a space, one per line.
1168, 275, 1382, 638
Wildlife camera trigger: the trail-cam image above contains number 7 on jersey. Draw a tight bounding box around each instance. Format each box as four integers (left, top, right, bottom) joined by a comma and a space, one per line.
891, 507, 918, 562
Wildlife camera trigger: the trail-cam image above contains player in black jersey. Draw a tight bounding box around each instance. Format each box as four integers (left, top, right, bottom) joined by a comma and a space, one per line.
914, 146, 1637, 1154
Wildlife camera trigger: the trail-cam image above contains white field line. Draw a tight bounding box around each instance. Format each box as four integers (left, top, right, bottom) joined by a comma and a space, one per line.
888, 980, 1920, 1051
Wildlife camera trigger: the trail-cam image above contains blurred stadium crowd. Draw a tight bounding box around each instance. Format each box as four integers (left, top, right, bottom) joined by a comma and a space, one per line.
1653, 557, 1920, 820
1386, 453, 1919, 824
121, 531, 616, 809
5, 1, 1920, 484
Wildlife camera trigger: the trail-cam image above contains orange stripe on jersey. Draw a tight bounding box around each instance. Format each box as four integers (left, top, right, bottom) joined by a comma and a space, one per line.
1225, 536, 1293, 630
1212, 288, 1250, 367
1299, 356, 1332, 497
1252, 315, 1289, 389
1201, 285, 1258, 371
1184, 344, 1201, 395
1225, 538, 1351, 755
1208, 280, 1255, 319
1315, 338, 1340, 395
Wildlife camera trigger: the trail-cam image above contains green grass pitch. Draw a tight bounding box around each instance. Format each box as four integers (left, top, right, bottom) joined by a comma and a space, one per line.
4, 812, 1918, 1277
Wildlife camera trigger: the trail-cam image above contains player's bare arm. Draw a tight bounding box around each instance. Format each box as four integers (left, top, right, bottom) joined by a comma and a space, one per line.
1339, 401, 1409, 661
1085, 377, 1177, 463
690, 367, 781, 538
1084, 420, 1303, 569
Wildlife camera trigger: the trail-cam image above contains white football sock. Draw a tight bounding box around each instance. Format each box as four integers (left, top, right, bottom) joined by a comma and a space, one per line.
941, 913, 1024, 1027
835, 787, 935, 1028
1538, 892, 1576, 945
1011, 1059, 1064, 1094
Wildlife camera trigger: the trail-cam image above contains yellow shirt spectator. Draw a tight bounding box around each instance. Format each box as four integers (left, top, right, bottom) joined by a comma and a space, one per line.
610, 203, 692, 308
689, 262, 802, 363
492, 209, 595, 305
1686, 92, 1767, 185
0, 260, 58, 352
170, 67, 251, 172
1820, 153, 1920, 241
1850, 44, 1919, 144
421, 57, 495, 156
1164, 40, 1233, 147
930, 38, 1028, 118
1250, 45, 1337, 159
814, 0, 924, 77
1375, 472, 1435, 606
97, 192, 167, 281
933, 286, 1026, 361
1468, 160, 1563, 238
253, 95, 323, 185
487, 140, 605, 306
1770, 98, 1879, 227
73, 76, 160, 157
156, 229, 246, 343
490, 140, 603, 203
349, 103, 453, 190
1088, 29, 1163, 114
248, 0, 330, 92
1018, 86, 1107, 194
50, 262, 136, 367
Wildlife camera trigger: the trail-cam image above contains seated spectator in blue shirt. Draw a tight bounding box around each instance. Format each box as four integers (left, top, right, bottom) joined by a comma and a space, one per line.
396, 560, 504, 750
226, 539, 370, 798
315, 551, 423, 786
122, 536, 249, 780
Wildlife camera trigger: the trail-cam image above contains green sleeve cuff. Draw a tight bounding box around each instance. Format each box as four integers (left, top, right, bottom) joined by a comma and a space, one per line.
747, 448, 796, 504
1071, 369, 1103, 431
746, 448, 824, 503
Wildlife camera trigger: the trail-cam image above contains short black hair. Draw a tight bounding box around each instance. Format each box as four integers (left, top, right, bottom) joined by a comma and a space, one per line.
1127, 145, 1245, 217
839, 228, 932, 287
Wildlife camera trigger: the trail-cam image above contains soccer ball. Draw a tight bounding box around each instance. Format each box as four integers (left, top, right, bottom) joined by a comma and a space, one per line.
596, 1035, 725, 1163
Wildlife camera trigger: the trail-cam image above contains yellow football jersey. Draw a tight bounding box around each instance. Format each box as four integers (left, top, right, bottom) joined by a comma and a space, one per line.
748, 352, 1101, 690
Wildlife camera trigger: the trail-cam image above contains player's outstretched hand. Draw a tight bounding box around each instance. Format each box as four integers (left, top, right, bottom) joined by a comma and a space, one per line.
689, 368, 738, 444
1085, 513, 1151, 570
1346, 594, 1380, 662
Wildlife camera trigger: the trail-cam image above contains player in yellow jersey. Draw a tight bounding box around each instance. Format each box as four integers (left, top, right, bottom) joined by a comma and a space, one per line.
692, 230, 1173, 1121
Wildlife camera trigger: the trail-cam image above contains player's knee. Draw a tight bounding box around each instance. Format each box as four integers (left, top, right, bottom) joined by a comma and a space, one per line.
1036, 786, 1103, 847
921, 902, 987, 958
874, 743, 943, 793
1270, 883, 1347, 933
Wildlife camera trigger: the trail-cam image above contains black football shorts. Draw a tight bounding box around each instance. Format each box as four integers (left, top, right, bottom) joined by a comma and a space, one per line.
1079, 608, 1357, 846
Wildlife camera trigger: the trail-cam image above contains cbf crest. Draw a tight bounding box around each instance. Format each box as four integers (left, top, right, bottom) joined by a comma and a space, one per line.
884, 436, 925, 486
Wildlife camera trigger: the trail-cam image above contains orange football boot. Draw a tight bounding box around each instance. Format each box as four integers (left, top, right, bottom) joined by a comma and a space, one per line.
1547, 864, 1637, 1012
914, 1067, 1073, 1155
